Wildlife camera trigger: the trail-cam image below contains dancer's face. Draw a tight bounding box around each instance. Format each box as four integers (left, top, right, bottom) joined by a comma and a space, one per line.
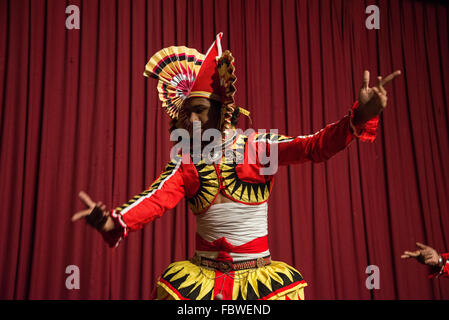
180, 97, 221, 135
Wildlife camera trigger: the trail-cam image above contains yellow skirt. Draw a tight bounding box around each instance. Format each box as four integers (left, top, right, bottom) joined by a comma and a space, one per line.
154, 260, 307, 300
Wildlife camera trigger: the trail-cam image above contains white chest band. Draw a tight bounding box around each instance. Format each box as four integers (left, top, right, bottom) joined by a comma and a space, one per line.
196, 201, 268, 247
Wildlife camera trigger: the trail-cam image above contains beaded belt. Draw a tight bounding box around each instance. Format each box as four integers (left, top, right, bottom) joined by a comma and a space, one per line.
190, 254, 271, 272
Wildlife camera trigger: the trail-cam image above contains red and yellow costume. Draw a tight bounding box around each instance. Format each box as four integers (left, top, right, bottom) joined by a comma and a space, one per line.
101, 33, 378, 300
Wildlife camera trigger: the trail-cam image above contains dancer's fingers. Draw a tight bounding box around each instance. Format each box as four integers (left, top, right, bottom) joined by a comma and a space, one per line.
71, 209, 91, 222
416, 242, 429, 250
380, 70, 401, 87
78, 191, 96, 208
362, 70, 370, 89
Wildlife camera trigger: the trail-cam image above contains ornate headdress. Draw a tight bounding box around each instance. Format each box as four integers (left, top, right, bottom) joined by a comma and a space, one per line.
143, 33, 249, 132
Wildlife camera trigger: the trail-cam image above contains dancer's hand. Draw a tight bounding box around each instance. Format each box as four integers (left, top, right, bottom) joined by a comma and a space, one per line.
72, 191, 115, 232
401, 242, 442, 267
353, 70, 401, 125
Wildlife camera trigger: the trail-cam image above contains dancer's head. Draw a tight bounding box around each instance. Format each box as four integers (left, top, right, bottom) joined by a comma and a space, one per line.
144, 33, 248, 137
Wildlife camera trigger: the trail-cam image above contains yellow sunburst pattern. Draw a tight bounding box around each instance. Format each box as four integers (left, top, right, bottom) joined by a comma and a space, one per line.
187, 159, 220, 214
187, 132, 283, 213
220, 135, 271, 203
156, 260, 307, 300
157, 260, 216, 300
231, 261, 306, 300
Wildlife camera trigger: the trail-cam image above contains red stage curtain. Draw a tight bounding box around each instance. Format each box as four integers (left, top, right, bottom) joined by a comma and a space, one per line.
1, 0, 448, 299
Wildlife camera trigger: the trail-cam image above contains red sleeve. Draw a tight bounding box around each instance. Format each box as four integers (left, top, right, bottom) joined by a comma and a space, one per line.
253, 102, 379, 167
102, 156, 185, 248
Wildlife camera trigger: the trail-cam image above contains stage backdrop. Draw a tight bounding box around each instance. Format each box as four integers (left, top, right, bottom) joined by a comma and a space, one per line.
1, 0, 448, 299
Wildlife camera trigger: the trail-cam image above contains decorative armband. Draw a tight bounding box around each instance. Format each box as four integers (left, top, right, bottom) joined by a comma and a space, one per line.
348, 101, 379, 143
429, 253, 449, 279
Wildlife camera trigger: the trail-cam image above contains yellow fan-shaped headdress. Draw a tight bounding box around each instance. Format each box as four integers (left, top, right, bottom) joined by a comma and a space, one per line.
143, 46, 205, 119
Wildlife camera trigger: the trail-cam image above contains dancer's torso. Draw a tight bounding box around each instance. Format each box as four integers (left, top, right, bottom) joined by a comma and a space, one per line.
195, 196, 270, 262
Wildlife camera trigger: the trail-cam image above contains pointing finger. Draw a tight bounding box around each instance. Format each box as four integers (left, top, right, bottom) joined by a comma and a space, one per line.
380, 70, 401, 87
78, 191, 96, 208
416, 242, 428, 250
404, 250, 421, 257
362, 70, 370, 89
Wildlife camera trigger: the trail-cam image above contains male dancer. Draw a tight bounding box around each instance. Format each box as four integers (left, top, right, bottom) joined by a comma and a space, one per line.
73, 33, 401, 299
